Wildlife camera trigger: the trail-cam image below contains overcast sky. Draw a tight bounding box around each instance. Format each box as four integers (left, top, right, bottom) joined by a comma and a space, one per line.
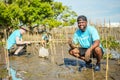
54, 0, 120, 24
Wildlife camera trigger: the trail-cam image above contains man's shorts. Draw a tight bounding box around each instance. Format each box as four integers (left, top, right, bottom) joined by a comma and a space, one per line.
8, 44, 27, 54
79, 47, 104, 57
8, 45, 17, 54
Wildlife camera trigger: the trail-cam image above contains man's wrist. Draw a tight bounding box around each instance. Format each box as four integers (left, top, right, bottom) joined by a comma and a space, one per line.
69, 43, 72, 45
23, 42, 26, 45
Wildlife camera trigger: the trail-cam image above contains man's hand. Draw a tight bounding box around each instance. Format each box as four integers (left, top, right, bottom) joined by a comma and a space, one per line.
68, 37, 75, 49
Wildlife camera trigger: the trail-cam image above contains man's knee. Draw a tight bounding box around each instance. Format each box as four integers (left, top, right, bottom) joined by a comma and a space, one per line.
69, 48, 75, 55
69, 49, 74, 55
69, 48, 79, 55
94, 47, 102, 55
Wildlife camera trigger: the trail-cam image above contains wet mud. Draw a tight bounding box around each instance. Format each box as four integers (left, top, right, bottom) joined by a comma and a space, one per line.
0, 44, 120, 80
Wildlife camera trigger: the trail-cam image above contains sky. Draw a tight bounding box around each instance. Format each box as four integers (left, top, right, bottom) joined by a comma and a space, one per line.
54, 0, 120, 24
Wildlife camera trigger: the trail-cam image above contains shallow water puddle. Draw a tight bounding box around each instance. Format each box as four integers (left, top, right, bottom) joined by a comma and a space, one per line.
10, 67, 23, 80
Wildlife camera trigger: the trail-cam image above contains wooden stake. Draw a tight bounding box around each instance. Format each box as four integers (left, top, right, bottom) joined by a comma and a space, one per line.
53, 39, 56, 56
105, 23, 109, 80
4, 28, 11, 79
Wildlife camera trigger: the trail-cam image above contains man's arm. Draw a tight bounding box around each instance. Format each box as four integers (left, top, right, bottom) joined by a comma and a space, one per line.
68, 38, 77, 49
90, 40, 100, 50
89, 27, 100, 50
16, 37, 30, 45
69, 43, 77, 49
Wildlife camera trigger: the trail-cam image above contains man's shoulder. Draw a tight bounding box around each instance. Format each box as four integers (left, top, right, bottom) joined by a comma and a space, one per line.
87, 25, 97, 31
75, 28, 81, 32
13, 30, 20, 34
12, 29, 17, 32
87, 25, 95, 29
74, 29, 81, 34
11, 30, 21, 37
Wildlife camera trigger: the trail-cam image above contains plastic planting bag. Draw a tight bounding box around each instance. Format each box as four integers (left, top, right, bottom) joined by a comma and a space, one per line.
39, 47, 49, 58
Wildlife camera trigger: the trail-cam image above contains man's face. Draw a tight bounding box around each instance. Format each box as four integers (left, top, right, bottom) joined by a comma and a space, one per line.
77, 19, 87, 32
21, 29, 27, 34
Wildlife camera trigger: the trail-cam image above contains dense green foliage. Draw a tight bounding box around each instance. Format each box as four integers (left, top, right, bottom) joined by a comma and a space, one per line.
101, 36, 120, 59
101, 36, 120, 50
0, 0, 77, 29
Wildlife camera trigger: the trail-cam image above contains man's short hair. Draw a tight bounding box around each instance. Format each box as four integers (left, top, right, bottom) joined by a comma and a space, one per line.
77, 15, 87, 22
20, 25, 29, 31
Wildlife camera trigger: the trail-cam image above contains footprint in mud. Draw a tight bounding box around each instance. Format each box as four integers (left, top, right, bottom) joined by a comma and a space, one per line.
24, 53, 32, 58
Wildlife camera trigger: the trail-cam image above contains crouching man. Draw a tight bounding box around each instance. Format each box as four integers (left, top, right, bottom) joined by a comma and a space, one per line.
68, 15, 104, 71
7, 25, 30, 56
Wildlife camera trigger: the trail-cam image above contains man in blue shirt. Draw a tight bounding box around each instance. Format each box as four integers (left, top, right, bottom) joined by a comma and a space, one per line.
68, 15, 104, 71
7, 25, 30, 56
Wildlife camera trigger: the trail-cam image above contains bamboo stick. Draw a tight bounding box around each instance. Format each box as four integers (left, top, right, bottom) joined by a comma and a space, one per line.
28, 39, 69, 44
105, 21, 109, 80
50, 41, 55, 64
53, 38, 56, 57
4, 29, 11, 79
61, 38, 64, 60
50, 35, 55, 64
